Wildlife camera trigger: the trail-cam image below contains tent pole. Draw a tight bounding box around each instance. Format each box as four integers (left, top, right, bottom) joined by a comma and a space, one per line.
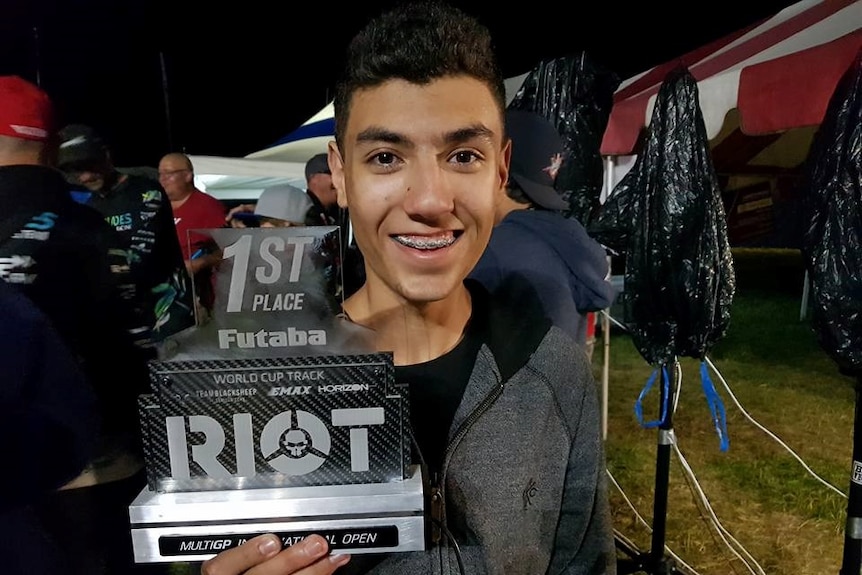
616, 361, 680, 575
839, 377, 862, 575
645, 361, 677, 574
799, 269, 810, 322
601, 311, 611, 441
600, 155, 616, 440
160, 51, 175, 152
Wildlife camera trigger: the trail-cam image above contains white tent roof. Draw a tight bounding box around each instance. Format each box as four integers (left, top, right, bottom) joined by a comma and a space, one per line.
189, 155, 306, 202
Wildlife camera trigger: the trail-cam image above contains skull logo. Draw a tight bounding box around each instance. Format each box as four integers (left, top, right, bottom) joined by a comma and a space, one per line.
281, 427, 312, 458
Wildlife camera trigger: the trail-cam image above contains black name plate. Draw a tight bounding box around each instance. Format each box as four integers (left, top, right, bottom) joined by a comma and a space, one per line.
159, 526, 399, 556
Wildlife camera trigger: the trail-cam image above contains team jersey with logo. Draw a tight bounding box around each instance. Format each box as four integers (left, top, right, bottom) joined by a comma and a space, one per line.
83, 173, 196, 340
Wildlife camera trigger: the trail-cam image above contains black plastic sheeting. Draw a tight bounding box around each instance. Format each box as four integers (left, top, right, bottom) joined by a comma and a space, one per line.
507, 52, 620, 226
800, 51, 862, 378
587, 66, 735, 366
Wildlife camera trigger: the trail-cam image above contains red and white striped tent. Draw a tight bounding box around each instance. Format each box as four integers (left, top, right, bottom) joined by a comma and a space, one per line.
600, 0, 861, 193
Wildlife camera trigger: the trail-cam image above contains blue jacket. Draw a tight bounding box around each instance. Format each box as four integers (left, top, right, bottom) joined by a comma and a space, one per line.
0, 280, 99, 574
470, 210, 617, 345
0, 279, 98, 508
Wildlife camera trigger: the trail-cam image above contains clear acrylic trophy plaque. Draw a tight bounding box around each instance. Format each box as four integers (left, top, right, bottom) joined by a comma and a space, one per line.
129, 226, 425, 563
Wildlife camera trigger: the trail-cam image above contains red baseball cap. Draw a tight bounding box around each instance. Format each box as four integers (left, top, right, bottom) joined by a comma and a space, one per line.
0, 75, 52, 142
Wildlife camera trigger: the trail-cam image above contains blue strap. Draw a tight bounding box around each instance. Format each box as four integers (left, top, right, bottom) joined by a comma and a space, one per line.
700, 361, 730, 451
635, 365, 671, 428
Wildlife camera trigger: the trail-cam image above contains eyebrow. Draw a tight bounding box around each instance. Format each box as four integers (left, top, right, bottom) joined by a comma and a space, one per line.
355, 123, 496, 148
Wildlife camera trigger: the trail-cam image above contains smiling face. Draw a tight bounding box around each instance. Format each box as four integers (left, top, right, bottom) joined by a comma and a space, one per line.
329, 76, 510, 312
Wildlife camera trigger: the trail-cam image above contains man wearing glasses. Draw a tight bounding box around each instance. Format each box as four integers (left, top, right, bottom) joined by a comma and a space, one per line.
158, 152, 226, 317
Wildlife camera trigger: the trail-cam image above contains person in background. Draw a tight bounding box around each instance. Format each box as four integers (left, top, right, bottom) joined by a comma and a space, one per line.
0, 75, 163, 575
304, 152, 366, 298
158, 152, 226, 317
57, 124, 195, 340
0, 278, 100, 575
253, 182, 344, 300
303, 152, 341, 225
222, 182, 348, 301
470, 109, 617, 359
201, 3, 616, 574
253, 182, 315, 227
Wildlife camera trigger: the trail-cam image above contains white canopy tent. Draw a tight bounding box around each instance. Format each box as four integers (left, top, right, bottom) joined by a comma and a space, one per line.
188, 155, 307, 203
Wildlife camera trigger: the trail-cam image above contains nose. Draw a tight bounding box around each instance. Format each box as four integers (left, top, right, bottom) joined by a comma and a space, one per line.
402, 160, 454, 221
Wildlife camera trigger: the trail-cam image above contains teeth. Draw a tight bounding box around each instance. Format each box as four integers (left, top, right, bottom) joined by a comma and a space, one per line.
393, 234, 456, 250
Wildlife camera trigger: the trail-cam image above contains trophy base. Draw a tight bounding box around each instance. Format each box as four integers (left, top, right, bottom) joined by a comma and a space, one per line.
129, 465, 426, 563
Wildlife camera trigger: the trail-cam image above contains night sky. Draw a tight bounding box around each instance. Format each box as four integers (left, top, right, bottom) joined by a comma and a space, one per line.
1, 0, 798, 168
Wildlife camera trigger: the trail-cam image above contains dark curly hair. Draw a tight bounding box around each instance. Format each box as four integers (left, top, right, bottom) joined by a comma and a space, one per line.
333, 1, 506, 147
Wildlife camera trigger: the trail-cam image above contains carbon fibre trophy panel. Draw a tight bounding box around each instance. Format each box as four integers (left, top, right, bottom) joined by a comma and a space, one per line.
140, 353, 410, 492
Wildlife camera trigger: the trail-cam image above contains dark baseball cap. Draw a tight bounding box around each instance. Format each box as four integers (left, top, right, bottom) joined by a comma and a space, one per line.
304, 153, 331, 181
57, 124, 108, 169
505, 109, 568, 211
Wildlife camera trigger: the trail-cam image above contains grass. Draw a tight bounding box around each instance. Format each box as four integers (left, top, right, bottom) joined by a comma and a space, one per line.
598, 248, 856, 574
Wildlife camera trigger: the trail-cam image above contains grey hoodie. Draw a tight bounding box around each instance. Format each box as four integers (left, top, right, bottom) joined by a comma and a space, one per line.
345, 279, 616, 575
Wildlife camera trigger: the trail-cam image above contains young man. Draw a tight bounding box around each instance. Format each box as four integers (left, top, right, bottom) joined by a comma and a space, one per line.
201, 3, 616, 574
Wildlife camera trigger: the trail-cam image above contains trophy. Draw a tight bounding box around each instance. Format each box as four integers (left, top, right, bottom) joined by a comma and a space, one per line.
129, 226, 425, 563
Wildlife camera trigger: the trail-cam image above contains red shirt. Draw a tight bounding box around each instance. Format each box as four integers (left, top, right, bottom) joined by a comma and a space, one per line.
172, 189, 226, 260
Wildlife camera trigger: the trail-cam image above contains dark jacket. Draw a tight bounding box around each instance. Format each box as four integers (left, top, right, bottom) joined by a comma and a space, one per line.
305, 189, 365, 299
81, 171, 196, 340
0, 279, 99, 575
470, 209, 617, 345
0, 278, 99, 507
0, 165, 151, 442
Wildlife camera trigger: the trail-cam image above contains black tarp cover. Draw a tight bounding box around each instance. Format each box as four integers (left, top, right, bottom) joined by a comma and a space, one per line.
507, 52, 620, 225
800, 51, 862, 377
587, 66, 736, 367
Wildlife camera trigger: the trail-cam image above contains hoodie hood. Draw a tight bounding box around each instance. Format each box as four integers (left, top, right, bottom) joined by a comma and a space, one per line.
496, 210, 617, 313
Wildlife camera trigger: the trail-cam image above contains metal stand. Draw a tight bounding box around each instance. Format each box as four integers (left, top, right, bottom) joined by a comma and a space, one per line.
616, 362, 681, 575
839, 377, 862, 575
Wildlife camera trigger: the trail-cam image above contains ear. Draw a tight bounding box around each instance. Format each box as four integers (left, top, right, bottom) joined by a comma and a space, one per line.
328, 142, 349, 209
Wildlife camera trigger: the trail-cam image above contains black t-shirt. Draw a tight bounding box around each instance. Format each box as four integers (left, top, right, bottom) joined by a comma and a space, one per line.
394, 287, 488, 479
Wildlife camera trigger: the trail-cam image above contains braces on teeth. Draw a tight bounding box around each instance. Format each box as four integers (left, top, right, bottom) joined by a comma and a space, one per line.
395, 236, 454, 249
